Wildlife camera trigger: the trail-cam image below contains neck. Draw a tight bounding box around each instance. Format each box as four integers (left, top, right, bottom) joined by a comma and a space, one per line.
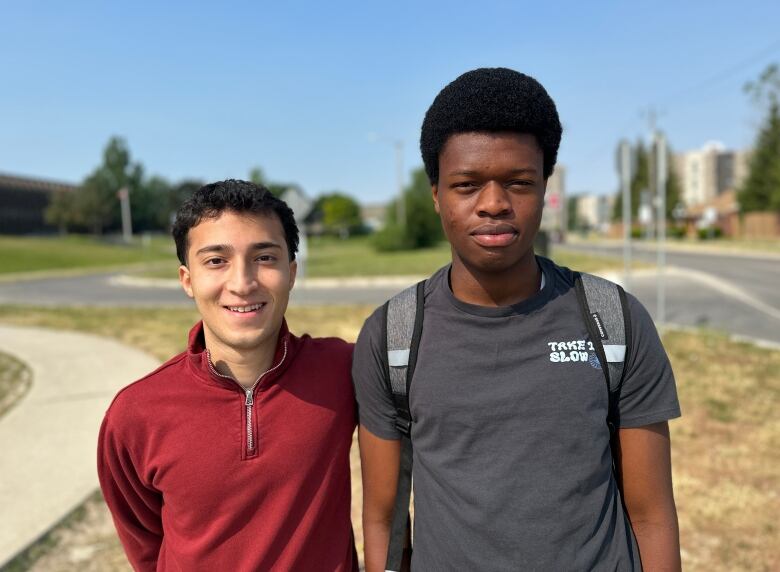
450, 252, 541, 307
204, 332, 280, 389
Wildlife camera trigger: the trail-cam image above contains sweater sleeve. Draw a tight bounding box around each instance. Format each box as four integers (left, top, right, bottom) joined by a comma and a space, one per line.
97, 410, 163, 571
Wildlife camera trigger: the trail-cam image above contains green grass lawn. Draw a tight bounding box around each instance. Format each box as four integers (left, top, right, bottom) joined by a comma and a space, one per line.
134, 235, 636, 280
1, 232, 640, 281
0, 305, 777, 571
0, 235, 175, 276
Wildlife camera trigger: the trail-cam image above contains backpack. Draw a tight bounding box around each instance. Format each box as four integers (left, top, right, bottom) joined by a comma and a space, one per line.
380, 270, 632, 572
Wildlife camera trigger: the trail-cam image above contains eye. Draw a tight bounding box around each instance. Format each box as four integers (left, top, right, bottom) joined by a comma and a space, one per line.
507, 179, 534, 187
256, 254, 277, 263
204, 257, 226, 267
452, 181, 480, 192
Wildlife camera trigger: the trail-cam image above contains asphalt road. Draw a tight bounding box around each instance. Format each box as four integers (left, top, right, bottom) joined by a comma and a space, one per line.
0, 245, 778, 344
557, 243, 780, 345
0, 272, 407, 308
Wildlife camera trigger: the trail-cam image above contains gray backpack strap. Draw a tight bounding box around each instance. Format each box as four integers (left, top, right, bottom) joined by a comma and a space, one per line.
383, 280, 425, 572
574, 272, 632, 432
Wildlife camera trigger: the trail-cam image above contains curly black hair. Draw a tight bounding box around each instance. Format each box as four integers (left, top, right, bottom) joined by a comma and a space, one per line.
172, 179, 299, 265
420, 67, 562, 183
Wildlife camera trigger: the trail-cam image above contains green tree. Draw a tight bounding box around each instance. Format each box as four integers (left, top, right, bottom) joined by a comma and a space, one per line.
739, 64, 780, 212
133, 176, 172, 231
44, 190, 80, 233
612, 140, 680, 221
169, 179, 203, 216
613, 140, 649, 221
72, 137, 143, 234
374, 167, 443, 251
247, 166, 292, 197
566, 194, 580, 231
248, 166, 267, 187
318, 192, 363, 237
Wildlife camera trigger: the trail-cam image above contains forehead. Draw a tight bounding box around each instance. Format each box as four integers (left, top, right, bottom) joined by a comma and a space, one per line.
187, 210, 286, 249
439, 132, 542, 167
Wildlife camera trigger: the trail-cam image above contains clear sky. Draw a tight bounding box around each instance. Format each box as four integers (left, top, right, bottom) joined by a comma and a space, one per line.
2, 1, 779, 203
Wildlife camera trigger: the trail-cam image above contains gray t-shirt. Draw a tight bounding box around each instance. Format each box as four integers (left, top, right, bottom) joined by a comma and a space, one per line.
352, 257, 681, 571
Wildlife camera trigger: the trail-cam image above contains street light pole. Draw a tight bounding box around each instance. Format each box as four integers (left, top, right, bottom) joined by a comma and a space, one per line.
655, 131, 668, 332
618, 140, 632, 291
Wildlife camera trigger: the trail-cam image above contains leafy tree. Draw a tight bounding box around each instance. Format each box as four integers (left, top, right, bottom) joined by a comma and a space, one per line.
374, 167, 443, 251
739, 64, 780, 212
72, 137, 143, 234
318, 192, 363, 237
44, 190, 80, 233
612, 139, 680, 221
169, 179, 203, 216
132, 176, 172, 231
249, 166, 267, 187
613, 140, 648, 221
566, 194, 580, 231
247, 166, 291, 197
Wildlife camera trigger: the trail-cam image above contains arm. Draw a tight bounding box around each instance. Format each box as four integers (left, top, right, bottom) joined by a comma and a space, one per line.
615, 422, 681, 572
359, 425, 410, 572
97, 414, 163, 571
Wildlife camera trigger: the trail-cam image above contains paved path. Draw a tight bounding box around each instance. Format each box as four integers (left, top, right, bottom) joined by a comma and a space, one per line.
0, 325, 159, 567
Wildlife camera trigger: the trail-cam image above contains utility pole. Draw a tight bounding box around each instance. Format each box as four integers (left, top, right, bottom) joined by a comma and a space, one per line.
618, 139, 632, 291
117, 187, 133, 244
654, 131, 668, 332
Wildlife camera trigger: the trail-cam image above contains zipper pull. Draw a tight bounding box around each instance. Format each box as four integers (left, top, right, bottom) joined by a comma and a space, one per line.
245, 389, 254, 406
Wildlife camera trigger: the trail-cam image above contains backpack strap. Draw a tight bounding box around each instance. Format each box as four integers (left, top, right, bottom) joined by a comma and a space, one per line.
382, 280, 425, 572
573, 272, 632, 433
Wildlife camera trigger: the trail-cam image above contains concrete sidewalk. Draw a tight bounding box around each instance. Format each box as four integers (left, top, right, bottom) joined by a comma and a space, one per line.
0, 325, 159, 567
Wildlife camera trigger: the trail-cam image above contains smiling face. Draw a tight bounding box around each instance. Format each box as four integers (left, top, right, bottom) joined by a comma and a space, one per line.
433, 131, 546, 279
178, 210, 296, 361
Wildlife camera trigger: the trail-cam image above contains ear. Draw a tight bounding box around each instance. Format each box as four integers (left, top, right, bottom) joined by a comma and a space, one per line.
288, 259, 298, 290
432, 184, 440, 214
179, 265, 194, 298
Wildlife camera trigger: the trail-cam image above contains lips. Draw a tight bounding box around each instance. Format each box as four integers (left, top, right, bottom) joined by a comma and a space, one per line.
470, 223, 518, 247
224, 302, 266, 314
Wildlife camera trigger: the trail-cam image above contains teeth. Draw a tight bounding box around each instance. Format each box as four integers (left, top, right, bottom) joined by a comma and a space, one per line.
228, 303, 264, 313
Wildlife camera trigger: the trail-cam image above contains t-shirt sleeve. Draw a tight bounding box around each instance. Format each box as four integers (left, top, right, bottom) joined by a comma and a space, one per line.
616, 293, 682, 428
352, 305, 402, 440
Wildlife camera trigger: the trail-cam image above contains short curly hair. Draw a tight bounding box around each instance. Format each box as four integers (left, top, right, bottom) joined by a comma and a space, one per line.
420, 67, 562, 183
172, 179, 299, 265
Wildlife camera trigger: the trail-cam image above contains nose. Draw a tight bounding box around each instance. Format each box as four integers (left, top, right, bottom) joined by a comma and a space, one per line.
227, 260, 259, 296
476, 181, 512, 218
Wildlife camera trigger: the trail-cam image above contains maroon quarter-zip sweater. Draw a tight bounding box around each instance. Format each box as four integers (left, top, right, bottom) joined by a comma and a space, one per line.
98, 321, 358, 571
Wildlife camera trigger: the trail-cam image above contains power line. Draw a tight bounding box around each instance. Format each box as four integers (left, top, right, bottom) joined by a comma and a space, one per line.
657, 38, 780, 106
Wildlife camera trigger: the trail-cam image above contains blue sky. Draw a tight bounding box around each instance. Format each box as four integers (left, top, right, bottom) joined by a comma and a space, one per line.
2, 1, 779, 203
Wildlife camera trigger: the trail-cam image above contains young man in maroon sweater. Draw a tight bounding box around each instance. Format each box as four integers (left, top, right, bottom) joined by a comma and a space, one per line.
98, 180, 358, 571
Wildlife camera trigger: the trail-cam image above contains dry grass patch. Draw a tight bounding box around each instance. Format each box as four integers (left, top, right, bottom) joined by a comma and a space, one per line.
1, 307, 776, 571
665, 329, 780, 572
0, 350, 32, 418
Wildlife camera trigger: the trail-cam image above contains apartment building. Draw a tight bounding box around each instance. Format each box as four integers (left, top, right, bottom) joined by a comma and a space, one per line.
673, 142, 750, 207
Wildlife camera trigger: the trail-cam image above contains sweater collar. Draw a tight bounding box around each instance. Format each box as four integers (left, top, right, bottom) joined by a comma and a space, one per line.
186, 320, 296, 389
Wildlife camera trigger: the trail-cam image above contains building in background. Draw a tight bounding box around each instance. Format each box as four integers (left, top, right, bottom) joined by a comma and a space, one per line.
360, 203, 387, 232
673, 142, 750, 207
0, 173, 78, 234
574, 193, 614, 233
541, 165, 566, 240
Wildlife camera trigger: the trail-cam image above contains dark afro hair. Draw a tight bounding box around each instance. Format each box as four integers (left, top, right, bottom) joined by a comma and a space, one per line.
172, 179, 299, 265
420, 67, 562, 183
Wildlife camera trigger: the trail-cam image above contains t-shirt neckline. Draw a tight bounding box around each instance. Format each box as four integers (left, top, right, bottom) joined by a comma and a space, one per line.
441, 256, 556, 318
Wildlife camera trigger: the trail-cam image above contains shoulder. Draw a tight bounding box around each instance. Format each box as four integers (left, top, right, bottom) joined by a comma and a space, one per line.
104, 352, 188, 426
304, 335, 353, 358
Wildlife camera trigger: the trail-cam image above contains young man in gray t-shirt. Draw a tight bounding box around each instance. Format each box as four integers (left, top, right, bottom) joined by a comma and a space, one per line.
353, 68, 681, 571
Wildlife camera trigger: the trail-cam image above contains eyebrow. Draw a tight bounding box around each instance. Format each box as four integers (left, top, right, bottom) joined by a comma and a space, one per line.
448, 168, 539, 177
194, 242, 282, 256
